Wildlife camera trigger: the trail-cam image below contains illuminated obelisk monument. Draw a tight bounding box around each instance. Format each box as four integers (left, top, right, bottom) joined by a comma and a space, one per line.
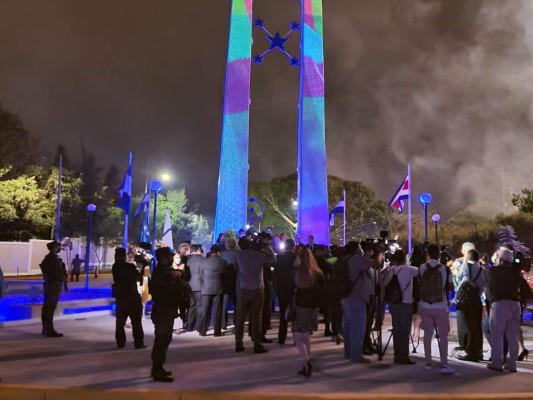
214, 0, 329, 245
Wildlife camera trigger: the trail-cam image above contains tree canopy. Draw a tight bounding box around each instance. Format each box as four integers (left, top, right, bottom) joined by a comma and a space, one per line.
248, 173, 394, 244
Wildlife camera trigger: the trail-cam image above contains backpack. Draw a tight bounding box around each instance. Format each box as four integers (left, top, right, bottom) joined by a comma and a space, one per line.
455, 264, 482, 309
331, 255, 361, 300
420, 263, 444, 304
384, 268, 403, 304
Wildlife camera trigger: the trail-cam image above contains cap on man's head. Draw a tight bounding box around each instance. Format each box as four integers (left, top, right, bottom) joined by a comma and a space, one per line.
461, 242, 475, 254
46, 241, 61, 250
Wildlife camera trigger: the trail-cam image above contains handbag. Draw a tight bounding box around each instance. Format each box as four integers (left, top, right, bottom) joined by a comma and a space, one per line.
284, 290, 297, 322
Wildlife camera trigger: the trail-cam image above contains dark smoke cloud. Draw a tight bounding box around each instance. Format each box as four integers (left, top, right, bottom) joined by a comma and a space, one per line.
1, 0, 532, 220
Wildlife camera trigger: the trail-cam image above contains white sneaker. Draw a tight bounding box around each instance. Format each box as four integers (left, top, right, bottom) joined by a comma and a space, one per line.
440, 365, 456, 374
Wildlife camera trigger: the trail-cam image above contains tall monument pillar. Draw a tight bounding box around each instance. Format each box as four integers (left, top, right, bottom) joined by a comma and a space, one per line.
215, 0, 329, 245
297, 0, 329, 245
213, 0, 253, 237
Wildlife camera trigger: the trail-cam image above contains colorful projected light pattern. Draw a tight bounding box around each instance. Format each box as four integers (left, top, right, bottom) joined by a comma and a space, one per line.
215, 0, 329, 245
214, 0, 253, 237
297, 0, 329, 245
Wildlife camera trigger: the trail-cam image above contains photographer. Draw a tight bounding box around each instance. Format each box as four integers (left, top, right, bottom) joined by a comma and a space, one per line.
363, 242, 385, 355
485, 249, 522, 372
234, 236, 277, 354
451, 242, 476, 352
454, 249, 484, 362
341, 241, 372, 363
112, 247, 145, 350
384, 249, 419, 365
419, 244, 455, 374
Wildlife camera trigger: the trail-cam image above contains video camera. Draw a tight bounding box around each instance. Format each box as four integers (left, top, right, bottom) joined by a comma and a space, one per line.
251, 231, 272, 251
133, 243, 153, 268
440, 245, 452, 265
514, 251, 531, 272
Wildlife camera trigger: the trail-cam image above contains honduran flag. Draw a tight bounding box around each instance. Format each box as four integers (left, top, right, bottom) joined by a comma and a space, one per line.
117, 152, 132, 213
329, 193, 345, 226
388, 174, 410, 214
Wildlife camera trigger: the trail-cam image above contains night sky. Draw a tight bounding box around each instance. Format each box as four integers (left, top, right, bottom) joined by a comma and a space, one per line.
2, 0, 533, 221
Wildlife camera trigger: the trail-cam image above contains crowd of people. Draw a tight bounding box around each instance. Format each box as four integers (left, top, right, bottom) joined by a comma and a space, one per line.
37, 229, 532, 382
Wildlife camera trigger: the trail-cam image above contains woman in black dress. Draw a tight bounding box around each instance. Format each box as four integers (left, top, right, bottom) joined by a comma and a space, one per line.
292, 245, 325, 377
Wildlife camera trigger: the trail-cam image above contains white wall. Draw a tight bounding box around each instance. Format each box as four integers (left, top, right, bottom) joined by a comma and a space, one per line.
0, 238, 116, 276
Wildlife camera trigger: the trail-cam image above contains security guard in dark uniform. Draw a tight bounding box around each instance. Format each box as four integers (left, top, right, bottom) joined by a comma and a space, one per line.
112, 247, 146, 349
39, 241, 65, 337
150, 246, 182, 382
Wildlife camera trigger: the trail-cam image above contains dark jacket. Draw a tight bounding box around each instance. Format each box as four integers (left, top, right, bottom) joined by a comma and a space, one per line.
485, 264, 521, 302
295, 273, 325, 309
39, 253, 65, 284
112, 260, 141, 298
220, 249, 238, 294
274, 251, 296, 295
149, 265, 182, 322
187, 254, 204, 292
200, 256, 226, 295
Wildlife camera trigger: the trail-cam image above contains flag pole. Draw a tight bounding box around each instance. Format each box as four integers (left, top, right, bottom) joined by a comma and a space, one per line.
54, 154, 62, 242
122, 152, 132, 249
342, 189, 346, 246
407, 164, 412, 254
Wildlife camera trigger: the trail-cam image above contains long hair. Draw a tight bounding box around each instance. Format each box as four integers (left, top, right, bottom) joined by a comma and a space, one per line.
295, 246, 323, 289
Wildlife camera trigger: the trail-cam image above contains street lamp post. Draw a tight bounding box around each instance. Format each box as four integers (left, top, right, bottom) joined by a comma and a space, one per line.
432, 214, 441, 246
418, 193, 432, 243
150, 179, 163, 273
84, 203, 96, 290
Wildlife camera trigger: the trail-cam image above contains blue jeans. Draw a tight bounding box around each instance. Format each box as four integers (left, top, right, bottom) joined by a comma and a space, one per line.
389, 302, 413, 360
342, 302, 367, 361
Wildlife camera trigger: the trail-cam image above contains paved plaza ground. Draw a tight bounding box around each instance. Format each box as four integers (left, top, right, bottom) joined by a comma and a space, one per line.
2, 277, 533, 399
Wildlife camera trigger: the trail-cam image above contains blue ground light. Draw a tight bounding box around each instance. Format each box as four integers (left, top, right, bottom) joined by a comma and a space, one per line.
0, 284, 114, 322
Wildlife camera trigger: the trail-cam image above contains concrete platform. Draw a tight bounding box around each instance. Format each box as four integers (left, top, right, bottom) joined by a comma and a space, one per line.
1, 305, 533, 399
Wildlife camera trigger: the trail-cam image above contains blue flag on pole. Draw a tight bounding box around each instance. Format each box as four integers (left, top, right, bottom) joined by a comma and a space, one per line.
329, 194, 345, 226
117, 153, 132, 213
134, 192, 151, 218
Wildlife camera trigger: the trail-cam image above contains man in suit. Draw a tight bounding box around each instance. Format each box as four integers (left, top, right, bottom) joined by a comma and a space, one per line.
274, 239, 296, 345
234, 236, 277, 354
307, 235, 315, 252
199, 245, 227, 336
187, 244, 203, 332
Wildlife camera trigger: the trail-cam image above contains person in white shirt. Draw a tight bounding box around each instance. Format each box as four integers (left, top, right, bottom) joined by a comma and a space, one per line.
384, 249, 419, 365
419, 244, 455, 374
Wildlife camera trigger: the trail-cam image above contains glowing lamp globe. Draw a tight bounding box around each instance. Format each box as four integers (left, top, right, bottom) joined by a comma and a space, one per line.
419, 193, 432, 205
432, 214, 441, 223
150, 179, 163, 193
87, 204, 96, 213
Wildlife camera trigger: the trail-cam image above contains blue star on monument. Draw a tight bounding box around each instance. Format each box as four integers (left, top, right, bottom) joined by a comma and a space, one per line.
253, 54, 265, 65
255, 18, 265, 28
289, 21, 300, 31
289, 57, 299, 67
267, 31, 289, 52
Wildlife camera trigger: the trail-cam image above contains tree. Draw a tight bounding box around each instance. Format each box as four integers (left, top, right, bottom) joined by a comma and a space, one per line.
130, 188, 212, 248
0, 103, 39, 170
248, 174, 394, 243
54, 145, 72, 170
512, 188, 533, 214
